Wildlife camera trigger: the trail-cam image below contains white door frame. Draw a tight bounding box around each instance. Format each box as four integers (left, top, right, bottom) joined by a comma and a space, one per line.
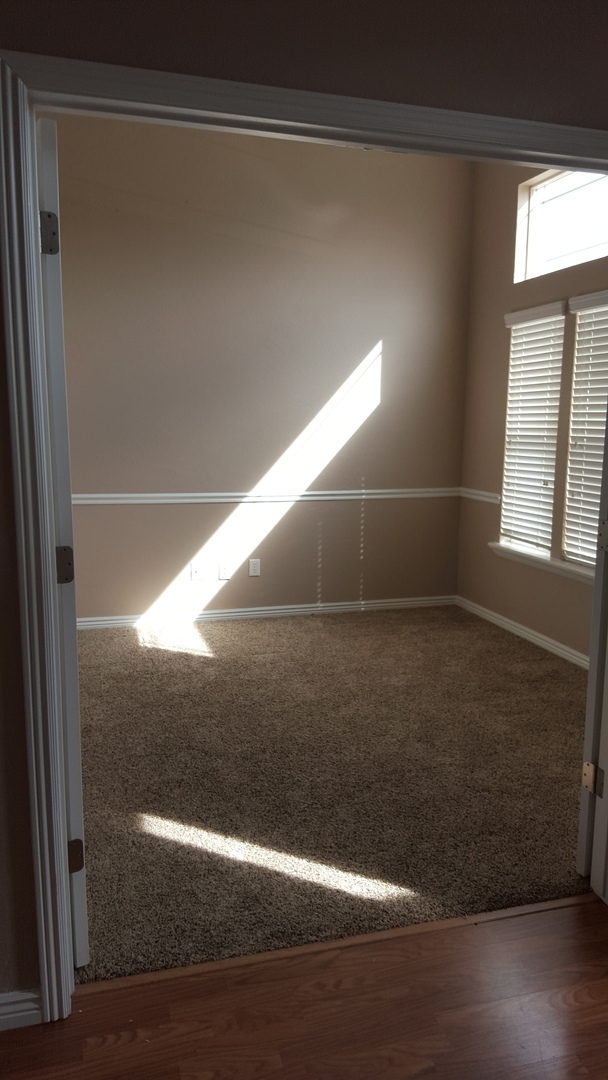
35, 116, 89, 970
2, 48, 608, 1023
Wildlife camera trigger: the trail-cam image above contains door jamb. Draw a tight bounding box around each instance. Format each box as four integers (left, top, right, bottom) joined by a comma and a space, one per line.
2, 47, 608, 1022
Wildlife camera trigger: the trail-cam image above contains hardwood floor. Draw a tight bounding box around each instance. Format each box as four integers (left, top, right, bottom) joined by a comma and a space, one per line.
2, 895, 608, 1079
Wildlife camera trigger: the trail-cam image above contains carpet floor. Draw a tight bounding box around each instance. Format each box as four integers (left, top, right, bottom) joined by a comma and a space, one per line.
75, 606, 589, 982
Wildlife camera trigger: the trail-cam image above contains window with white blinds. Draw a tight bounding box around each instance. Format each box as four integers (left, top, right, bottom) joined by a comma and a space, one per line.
500, 305, 566, 553
563, 298, 608, 564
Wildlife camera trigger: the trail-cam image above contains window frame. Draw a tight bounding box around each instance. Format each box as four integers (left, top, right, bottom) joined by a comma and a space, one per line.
500, 302, 566, 556
563, 292, 608, 565
496, 291, 608, 581
514, 169, 608, 283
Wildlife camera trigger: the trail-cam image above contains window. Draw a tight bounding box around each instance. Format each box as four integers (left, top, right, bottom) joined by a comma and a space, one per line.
514, 170, 608, 283
501, 305, 565, 555
500, 293, 608, 570
564, 297, 608, 564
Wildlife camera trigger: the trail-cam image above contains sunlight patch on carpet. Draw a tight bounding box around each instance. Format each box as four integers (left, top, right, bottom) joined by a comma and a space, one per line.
139, 812, 414, 901
137, 621, 214, 656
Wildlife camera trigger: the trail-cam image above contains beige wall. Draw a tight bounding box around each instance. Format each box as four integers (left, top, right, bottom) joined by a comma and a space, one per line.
73, 500, 461, 618
57, 117, 473, 618
458, 163, 608, 655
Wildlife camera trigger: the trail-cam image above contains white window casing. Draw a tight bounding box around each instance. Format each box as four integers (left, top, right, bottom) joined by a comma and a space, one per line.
500, 303, 566, 554
515, 170, 608, 282
563, 294, 608, 565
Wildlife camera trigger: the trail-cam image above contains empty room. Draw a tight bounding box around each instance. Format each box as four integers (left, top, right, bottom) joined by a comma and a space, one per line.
49, 113, 607, 982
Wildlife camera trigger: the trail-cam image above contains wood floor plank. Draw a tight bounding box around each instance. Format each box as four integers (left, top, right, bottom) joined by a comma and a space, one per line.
429, 1056, 590, 1080
168, 931, 608, 1040
73, 895, 598, 997
178, 1051, 286, 1079
3, 898, 608, 1080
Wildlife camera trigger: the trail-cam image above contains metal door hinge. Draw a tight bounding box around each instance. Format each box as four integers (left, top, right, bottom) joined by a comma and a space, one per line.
40, 210, 59, 254
599, 521, 608, 553
56, 545, 74, 584
67, 839, 84, 874
582, 761, 605, 797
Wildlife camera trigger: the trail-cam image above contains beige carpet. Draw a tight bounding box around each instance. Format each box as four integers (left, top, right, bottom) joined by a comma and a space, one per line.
75, 606, 589, 982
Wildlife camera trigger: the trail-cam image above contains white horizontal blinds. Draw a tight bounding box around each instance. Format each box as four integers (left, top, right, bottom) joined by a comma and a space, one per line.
500, 310, 565, 552
563, 302, 608, 564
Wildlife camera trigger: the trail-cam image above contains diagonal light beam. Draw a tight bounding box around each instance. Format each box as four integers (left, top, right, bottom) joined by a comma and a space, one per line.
136, 342, 382, 648
140, 813, 414, 901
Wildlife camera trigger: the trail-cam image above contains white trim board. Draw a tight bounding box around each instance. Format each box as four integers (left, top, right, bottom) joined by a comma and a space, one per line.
0, 991, 42, 1032
0, 60, 74, 1025
77, 595, 589, 668
71, 488, 501, 506
456, 598, 589, 669
489, 541, 595, 584
77, 595, 457, 629
459, 488, 501, 504
5, 50, 608, 169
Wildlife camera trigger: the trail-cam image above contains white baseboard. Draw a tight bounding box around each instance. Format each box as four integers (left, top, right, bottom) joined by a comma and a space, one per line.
77, 595, 589, 668
78, 614, 140, 629
77, 595, 457, 630
0, 990, 42, 1031
454, 597, 589, 669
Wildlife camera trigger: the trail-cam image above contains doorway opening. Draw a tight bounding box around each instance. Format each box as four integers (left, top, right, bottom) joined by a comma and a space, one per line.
53, 114, 598, 981
6, 48, 608, 1023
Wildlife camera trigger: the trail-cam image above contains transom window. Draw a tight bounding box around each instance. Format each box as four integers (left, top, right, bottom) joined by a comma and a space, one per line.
514, 170, 608, 283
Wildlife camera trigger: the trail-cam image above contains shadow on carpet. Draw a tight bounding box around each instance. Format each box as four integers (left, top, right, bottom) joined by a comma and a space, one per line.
75, 606, 589, 981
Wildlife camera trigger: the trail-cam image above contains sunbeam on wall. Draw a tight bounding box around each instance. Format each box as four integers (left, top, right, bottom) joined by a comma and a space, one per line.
136, 342, 382, 651
139, 812, 413, 901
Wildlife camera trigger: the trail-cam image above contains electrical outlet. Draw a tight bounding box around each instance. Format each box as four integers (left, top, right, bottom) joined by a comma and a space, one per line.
248, 558, 261, 577
218, 563, 231, 580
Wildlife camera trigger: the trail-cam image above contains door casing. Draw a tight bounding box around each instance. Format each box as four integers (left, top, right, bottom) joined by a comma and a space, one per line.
2, 47, 608, 1023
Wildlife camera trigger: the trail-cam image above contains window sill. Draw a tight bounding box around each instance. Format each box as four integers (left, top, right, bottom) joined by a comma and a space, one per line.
488, 541, 595, 584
